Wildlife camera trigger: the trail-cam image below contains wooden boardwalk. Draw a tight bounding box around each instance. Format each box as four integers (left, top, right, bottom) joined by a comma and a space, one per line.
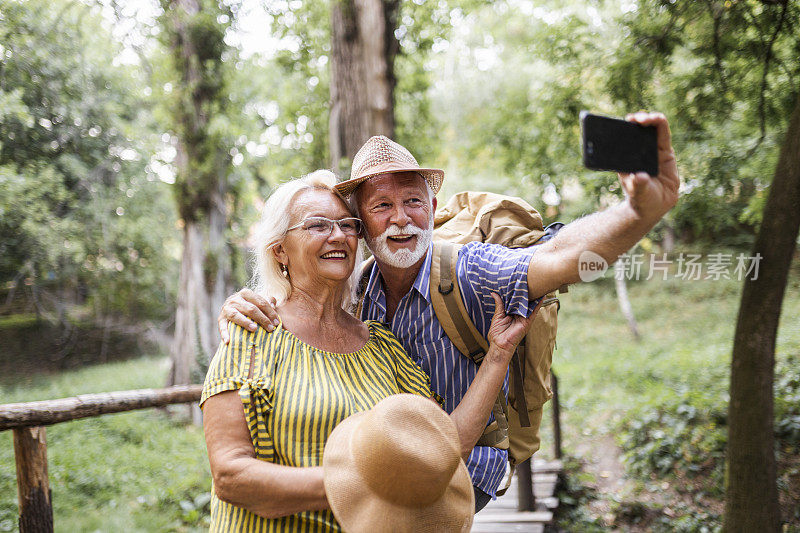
472, 459, 562, 533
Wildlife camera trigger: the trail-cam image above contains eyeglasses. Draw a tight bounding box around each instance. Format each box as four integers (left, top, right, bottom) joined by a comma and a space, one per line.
286, 216, 363, 237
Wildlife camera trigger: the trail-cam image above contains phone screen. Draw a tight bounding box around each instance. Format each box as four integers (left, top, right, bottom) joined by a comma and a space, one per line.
581, 112, 659, 176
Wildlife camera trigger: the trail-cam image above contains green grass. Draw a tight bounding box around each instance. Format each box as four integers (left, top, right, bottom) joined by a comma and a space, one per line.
0, 357, 175, 403
555, 271, 800, 429
547, 259, 800, 529
0, 357, 211, 532
0, 315, 38, 330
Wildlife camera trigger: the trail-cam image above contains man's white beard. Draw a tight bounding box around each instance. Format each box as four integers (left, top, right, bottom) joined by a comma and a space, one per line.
367, 220, 433, 268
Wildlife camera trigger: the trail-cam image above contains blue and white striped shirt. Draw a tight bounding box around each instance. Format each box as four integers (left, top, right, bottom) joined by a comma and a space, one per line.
360, 241, 537, 497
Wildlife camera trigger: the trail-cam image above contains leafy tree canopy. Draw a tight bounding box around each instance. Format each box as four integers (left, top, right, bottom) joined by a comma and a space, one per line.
0, 0, 178, 319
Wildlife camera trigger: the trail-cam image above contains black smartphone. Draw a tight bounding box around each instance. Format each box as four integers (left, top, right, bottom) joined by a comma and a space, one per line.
581, 111, 659, 176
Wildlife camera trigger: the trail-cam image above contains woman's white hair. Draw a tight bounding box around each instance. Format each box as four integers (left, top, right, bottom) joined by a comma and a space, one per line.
251, 169, 364, 309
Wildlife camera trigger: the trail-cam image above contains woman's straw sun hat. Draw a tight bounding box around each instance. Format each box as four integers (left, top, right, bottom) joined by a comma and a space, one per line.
323, 394, 474, 533
334, 135, 444, 198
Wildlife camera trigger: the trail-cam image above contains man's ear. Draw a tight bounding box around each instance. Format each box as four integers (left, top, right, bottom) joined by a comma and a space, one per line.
272, 244, 288, 267
432, 196, 437, 213
354, 189, 366, 217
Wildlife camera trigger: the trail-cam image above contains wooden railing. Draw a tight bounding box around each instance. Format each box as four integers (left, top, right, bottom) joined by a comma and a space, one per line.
1, 379, 562, 531
0, 385, 202, 533
516, 370, 563, 512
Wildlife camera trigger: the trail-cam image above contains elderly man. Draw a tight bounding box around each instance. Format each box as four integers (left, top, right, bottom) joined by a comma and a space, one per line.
218, 112, 680, 511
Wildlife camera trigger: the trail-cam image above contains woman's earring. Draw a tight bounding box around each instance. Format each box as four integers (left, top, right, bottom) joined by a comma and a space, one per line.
281, 263, 289, 277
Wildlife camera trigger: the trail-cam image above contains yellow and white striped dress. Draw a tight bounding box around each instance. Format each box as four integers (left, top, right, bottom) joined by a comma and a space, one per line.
200, 319, 436, 532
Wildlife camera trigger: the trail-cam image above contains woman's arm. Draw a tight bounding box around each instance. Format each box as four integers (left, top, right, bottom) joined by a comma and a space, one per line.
448, 293, 538, 460
203, 391, 330, 518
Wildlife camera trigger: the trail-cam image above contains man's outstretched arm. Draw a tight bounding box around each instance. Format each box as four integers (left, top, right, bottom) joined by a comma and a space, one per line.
527, 112, 680, 298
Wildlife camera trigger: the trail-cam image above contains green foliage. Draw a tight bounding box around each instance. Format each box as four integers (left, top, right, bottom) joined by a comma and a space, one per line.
775, 354, 800, 445
425, 1, 638, 213
393, 0, 467, 164
620, 389, 728, 492
253, 0, 331, 181
610, 0, 800, 241
425, 0, 799, 241
613, 351, 800, 530
0, 313, 37, 329
554, 456, 607, 531
656, 511, 722, 533
551, 260, 800, 528
0, 0, 179, 320
3, 0, 791, 329
156, 0, 236, 222
0, 357, 211, 532
245, 0, 487, 182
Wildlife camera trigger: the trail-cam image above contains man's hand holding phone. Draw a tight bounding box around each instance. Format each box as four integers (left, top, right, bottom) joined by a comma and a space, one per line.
582, 111, 680, 223
620, 112, 680, 222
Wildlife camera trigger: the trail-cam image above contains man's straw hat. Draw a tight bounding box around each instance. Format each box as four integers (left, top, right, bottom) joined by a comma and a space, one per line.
334, 135, 444, 198
323, 394, 474, 533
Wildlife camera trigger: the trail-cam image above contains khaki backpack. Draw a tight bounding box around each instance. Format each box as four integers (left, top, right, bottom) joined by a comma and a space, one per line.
430, 191, 563, 494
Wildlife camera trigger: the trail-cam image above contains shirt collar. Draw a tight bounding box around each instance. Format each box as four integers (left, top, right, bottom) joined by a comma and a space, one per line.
364, 259, 386, 314
364, 244, 434, 312
412, 245, 433, 303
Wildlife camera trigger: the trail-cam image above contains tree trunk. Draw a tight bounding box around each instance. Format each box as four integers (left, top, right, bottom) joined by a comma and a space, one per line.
162, 0, 232, 401
614, 259, 640, 340
329, 0, 399, 170
208, 178, 231, 319
13, 427, 53, 533
172, 222, 213, 385
724, 92, 800, 532
660, 220, 676, 254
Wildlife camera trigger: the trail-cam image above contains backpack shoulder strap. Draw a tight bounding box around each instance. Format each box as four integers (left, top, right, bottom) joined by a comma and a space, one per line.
430, 241, 489, 363
430, 242, 510, 451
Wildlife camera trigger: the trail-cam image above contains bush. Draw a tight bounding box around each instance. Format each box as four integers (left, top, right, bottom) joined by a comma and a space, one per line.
617, 353, 800, 527
619, 389, 728, 495
776, 354, 800, 446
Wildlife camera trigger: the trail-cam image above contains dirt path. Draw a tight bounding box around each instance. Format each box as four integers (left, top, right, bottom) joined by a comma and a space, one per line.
574, 434, 630, 524
592, 435, 627, 494
571, 433, 680, 530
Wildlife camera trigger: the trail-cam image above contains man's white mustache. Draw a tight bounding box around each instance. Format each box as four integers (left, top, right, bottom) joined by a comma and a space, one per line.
383, 224, 424, 237
366, 221, 432, 269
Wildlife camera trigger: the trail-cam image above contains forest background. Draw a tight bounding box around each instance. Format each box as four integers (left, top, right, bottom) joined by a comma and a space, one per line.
1, 0, 799, 531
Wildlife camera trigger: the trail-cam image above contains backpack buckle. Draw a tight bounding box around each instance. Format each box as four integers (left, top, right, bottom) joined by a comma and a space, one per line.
438, 281, 454, 295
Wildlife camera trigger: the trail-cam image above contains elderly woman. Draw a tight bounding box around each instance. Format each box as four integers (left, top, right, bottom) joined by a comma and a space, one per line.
201, 170, 529, 532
